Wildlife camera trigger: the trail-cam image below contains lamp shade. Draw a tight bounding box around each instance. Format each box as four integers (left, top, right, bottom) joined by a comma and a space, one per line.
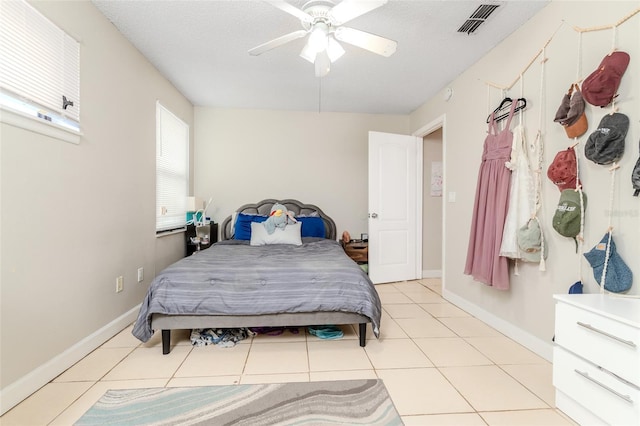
186, 196, 202, 212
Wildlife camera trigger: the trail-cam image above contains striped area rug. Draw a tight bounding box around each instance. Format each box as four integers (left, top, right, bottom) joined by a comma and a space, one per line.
75, 379, 403, 425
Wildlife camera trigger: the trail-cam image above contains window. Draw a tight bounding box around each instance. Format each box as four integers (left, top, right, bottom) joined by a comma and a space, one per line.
0, 0, 80, 141
156, 102, 189, 233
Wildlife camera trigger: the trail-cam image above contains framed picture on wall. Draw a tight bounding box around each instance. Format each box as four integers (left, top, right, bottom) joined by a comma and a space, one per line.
431, 161, 443, 197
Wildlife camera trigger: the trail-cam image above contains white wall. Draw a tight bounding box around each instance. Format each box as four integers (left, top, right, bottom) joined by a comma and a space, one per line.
193, 108, 409, 238
0, 0, 192, 413
410, 1, 640, 358
422, 129, 443, 274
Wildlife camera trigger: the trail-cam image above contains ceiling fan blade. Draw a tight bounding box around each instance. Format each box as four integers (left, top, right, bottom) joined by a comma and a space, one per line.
268, 0, 313, 23
315, 50, 331, 77
334, 26, 397, 57
327, 37, 345, 62
248, 30, 307, 56
329, 0, 387, 25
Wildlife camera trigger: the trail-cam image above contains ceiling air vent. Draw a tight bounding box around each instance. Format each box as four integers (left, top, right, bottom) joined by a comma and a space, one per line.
457, 4, 500, 34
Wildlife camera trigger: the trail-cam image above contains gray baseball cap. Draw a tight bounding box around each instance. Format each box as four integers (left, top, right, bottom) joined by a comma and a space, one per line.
585, 113, 629, 165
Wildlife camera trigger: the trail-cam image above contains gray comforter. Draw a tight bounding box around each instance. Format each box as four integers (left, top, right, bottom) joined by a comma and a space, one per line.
132, 239, 381, 342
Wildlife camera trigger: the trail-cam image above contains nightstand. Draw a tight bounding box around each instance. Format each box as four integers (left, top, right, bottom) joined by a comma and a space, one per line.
342, 240, 368, 264
186, 223, 218, 256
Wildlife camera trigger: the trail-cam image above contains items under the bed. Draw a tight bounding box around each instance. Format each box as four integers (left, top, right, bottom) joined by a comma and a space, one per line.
188, 325, 346, 348
190, 327, 256, 347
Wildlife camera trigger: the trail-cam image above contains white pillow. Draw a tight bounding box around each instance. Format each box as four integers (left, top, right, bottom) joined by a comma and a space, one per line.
229, 212, 238, 238
250, 222, 302, 246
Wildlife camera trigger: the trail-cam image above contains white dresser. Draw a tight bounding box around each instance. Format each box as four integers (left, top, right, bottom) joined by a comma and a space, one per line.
553, 294, 640, 425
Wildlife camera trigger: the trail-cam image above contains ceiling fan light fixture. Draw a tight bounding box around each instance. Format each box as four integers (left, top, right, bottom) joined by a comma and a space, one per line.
314, 49, 331, 77
308, 22, 329, 53
300, 35, 343, 74
300, 40, 316, 63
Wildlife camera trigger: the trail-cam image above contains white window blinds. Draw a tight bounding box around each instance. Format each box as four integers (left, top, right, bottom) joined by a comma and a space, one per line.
156, 102, 189, 232
0, 0, 80, 131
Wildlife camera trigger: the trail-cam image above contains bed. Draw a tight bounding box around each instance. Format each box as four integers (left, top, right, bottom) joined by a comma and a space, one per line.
132, 199, 382, 354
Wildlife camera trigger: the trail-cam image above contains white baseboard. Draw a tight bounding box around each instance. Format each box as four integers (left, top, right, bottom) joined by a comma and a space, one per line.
421, 269, 442, 278
0, 305, 140, 415
442, 289, 553, 361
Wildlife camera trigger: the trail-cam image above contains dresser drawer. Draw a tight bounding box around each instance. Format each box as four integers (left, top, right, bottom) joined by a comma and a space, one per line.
554, 347, 640, 426
555, 302, 640, 382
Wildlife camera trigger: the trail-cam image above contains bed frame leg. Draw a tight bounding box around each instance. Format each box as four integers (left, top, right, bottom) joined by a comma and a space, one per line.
359, 323, 366, 347
162, 330, 170, 355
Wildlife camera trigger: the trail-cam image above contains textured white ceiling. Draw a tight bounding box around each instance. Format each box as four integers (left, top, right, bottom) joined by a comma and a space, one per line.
91, 0, 549, 114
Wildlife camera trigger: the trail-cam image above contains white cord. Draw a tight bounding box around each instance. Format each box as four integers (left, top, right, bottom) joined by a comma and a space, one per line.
519, 75, 524, 126
600, 164, 618, 294
576, 32, 582, 82
203, 197, 213, 223
600, 229, 613, 295
535, 50, 547, 272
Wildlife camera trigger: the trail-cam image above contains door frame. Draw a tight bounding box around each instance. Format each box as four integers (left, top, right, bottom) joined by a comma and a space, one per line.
412, 114, 446, 290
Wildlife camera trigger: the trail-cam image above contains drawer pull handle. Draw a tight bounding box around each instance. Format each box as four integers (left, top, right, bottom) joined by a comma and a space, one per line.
597, 365, 640, 391
574, 369, 633, 404
576, 321, 637, 348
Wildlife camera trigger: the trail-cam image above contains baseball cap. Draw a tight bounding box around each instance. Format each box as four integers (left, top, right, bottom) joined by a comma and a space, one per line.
582, 51, 630, 107
585, 113, 629, 165
584, 233, 633, 293
547, 148, 580, 191
553, 189, 587, 240
554, 84, 588, 139
517, 218, 547, 263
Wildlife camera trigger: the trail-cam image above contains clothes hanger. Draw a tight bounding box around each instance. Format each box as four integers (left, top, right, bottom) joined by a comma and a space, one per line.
486, 97, 513, 123
486, 97, 527, 123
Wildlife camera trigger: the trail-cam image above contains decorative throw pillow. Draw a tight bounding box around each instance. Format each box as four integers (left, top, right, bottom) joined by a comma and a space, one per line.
250, 222, 302, 246
234, 213, 267, 240
297, 216, 326, 238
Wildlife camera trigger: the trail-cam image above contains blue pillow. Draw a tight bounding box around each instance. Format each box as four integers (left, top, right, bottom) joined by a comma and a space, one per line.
234, 213, 267, 240
297, 216, 325, 238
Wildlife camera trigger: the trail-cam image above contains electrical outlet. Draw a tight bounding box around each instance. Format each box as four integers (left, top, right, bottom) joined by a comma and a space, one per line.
137, 267, 144, 283
116, 276, 124, 293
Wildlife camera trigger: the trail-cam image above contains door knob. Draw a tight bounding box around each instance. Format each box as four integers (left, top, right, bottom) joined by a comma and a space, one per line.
370, 213, 378, 218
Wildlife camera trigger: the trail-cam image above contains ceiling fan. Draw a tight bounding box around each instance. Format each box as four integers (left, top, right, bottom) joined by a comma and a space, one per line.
249, 0, 397, 77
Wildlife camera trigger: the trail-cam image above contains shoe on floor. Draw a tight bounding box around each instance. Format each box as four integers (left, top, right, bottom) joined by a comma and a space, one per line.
308, 325, 343, 340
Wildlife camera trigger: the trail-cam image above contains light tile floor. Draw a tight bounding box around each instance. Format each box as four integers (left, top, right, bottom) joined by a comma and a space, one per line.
1, 279, 576, 426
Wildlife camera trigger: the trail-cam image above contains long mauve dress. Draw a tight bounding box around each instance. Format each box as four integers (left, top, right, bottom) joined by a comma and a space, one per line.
464, 101, 517, 290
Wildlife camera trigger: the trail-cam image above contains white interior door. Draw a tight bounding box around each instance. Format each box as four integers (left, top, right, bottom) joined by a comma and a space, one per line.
368, 131, 419, 284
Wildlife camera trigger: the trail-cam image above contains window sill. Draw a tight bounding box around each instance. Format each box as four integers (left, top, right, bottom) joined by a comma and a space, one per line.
156, 227, 187, 238
0, 106, 82, 144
